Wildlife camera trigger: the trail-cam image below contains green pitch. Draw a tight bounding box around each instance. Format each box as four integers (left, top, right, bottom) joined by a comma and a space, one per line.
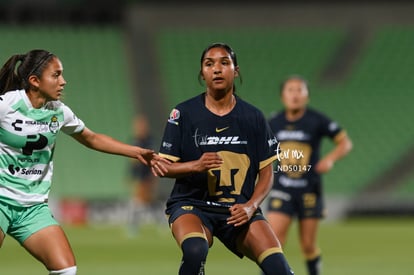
1, 218, 412, 274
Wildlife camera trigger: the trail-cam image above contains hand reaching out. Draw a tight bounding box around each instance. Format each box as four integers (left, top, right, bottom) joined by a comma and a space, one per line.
136, 148, 170, 177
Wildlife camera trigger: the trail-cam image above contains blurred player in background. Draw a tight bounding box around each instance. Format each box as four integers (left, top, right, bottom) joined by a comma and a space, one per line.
266, 75, 353, 275
126, 114, 160, 236
158, 42, 294, 275
0, 49, 168, 275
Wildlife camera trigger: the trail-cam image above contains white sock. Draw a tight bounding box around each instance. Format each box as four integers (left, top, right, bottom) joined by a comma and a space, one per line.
49, 266, 77, 275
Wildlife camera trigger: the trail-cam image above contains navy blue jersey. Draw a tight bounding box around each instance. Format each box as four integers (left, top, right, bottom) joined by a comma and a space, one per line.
159, 93, 278, 210
268, 108, 344, 187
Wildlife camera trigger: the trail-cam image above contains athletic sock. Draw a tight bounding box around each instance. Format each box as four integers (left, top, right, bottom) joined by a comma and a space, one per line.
258, 248, 294, 275
179, 237, 208, 275
49, 266, 77, 275
306, 255, 321, 275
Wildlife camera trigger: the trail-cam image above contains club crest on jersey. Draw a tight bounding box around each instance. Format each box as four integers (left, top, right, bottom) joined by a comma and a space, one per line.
168, 108, 180, 125
49, 115, 59, 134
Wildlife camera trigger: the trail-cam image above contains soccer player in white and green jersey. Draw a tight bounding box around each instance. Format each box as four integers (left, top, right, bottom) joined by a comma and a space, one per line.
0, 49, 168, 275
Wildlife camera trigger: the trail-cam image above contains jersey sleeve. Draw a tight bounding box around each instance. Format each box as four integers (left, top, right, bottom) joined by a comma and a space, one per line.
256, 111, 278, 170
159, 107, 182, 162
319, 112, 344, 141
60, 104, 85, 135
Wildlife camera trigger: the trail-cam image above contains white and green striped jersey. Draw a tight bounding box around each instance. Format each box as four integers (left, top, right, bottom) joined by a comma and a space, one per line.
0, 89, 85, 207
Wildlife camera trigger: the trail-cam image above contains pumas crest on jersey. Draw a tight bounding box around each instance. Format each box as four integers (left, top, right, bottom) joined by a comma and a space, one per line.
49, 115, 59, 133
168, 108, 180, 125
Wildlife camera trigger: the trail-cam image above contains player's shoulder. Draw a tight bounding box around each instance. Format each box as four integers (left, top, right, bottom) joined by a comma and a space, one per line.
178, 93, 203, 106
175, 93, 203, 111
305, 107, 331, 121
0, 89, 23, 104
268, 109, 285, 123
166, 93, 203, 125
236, 96, 263, 116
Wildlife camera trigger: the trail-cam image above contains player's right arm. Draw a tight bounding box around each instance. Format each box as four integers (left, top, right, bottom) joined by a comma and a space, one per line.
315, 131, 352, 174
159, 152, 223, 178
71, 127, 169, 176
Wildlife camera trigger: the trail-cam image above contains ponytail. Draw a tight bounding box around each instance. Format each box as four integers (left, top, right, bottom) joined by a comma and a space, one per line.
0, 54, 26, 95
0, 49, 54, 95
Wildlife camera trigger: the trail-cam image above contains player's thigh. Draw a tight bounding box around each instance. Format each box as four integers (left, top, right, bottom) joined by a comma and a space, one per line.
267, 212, 292, 245
171, 213, 213, 246
237, 220, 282, 261
23, 225, 75, 270
0, 204, 8, 248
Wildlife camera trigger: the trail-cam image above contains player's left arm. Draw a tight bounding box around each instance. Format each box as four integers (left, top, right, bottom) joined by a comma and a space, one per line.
315, 130, 353, 174
227, 109, 277, 226
228, 163, 274, 227
71, 127, 169, 176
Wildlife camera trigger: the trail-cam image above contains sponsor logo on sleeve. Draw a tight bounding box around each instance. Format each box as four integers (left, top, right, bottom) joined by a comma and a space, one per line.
168, 108, 180, 125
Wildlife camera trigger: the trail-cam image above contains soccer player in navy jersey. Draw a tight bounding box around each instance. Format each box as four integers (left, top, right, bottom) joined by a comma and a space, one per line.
266, 75, 353, 275
158, 43, 294, 275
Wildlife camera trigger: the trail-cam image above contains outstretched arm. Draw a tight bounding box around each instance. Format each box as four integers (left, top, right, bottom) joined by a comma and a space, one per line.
71, 127, 168, 176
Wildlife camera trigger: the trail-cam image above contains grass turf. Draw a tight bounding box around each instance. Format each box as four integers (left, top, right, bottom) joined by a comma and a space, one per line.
1, 218, 413, 274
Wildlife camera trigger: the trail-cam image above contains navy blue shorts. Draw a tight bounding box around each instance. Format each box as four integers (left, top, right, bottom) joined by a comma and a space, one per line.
266, 186, 325, 219
166, 202, 266, 258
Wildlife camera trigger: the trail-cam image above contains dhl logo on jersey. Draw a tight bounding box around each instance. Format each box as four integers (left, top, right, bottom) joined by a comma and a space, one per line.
198, 136, 247, 145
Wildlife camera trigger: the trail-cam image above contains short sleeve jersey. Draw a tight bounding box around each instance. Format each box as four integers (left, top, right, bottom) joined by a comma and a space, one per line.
268, 108, 343, 185
0, 90, 85, 207
159, 93, 278, 209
